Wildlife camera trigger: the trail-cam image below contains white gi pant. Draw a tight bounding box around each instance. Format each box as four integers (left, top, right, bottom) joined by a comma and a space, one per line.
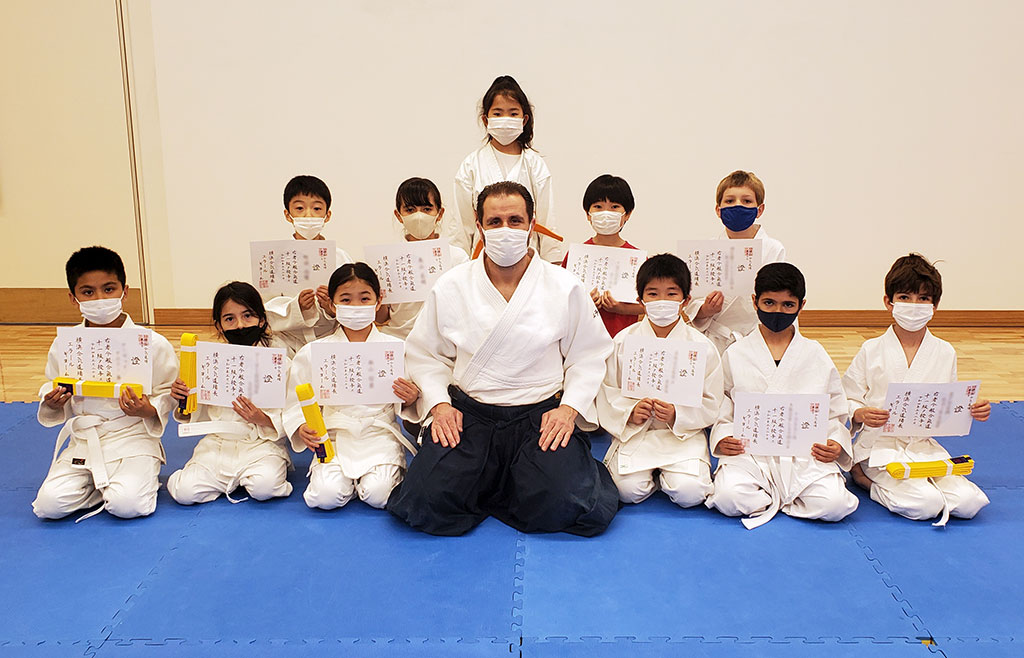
304, 460, 403, 510
33, 455, 161, 520
610, 459, 713, 508
168, 455, 291, 505
862, 463, 989, 522
708, 456, 858, 524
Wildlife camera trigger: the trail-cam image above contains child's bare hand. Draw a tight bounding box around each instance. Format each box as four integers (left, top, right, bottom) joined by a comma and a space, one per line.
651, 399, 676, 425
170, 378, 190, 402
297, 288, 316, 312
120, 388, 156, 418
811, 439, 842, 463
695, 291, 724, 320
42, 386, 72, 410
233, 395, 274, 429
315, 285, 335, 317
853, 407, 889, 428
393, 377, 420, 405
629, 398, 654, 424
589, 287, 601, 305
970, 399, 990, 422
717, 436, 745, 456
298, 423, 324, 451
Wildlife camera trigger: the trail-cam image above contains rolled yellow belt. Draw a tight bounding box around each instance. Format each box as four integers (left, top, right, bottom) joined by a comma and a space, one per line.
296, 383, 335, 464
886, 455, 974, 479
52, 377, 143, 399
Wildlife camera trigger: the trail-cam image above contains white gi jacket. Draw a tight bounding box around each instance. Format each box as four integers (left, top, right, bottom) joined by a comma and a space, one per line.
598, 319, 723, 476
283, 325, 412, 480
842, 326, 960, 467
38, 316, 178, 489
448, 144, 563, 262
405, 255, 613, 428
711, 328, 853, 518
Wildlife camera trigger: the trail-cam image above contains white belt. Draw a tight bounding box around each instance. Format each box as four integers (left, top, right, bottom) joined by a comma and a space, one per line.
53, 414, 142, 490
177, 420, 252, 438
325, 410, 418, 456
742, 458, 784, 530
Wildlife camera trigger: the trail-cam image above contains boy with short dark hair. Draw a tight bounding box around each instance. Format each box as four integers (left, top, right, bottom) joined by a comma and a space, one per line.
843, 253, 990, 525
706, 262, 857, 528
268, 175, 353, 356
32, 246, 178, 520
686, 170, 787, 354
597, 254, 723, 507
561, 174, 644, 337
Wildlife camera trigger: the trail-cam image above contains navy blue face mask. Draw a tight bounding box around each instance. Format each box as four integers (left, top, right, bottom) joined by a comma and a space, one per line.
757, 308, 799, 333
719, 205, 758, 232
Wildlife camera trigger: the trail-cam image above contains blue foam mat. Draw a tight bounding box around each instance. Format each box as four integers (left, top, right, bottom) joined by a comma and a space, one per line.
517, 494, 917, 641
949, 402, 1024, 489
847, 487, 1024, 639
2, 402, 1023, 654
103, 497, 519, 642
0, 488, 200, 645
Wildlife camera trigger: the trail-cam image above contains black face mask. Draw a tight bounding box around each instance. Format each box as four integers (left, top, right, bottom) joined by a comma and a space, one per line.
757, 308, 799, 333
223, 324, 265, 346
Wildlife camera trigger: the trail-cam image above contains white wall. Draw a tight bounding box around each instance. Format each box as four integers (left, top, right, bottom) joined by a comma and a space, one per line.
10, 0, 1024, 313
0, 1, 142, 293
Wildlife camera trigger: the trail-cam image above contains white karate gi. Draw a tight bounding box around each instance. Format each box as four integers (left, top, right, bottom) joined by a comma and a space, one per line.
390, 254, 618, 536
598, 319, 723, 507
32, 316, 178, 520
377, 243, 470, 341
283, 325, 412, 510
167, 339, 292, 505
685, 228, 787, 355
448, 144, 563, 263
843, 327, 989, 525
707, 328, 858, 528
265, 245, 352, 357
406, 256, 611, 426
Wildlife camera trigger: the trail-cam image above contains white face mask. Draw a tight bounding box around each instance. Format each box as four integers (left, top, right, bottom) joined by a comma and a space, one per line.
77, 294, 124, 325
589, 210, 624, 236
486, 117, 524, 146
644, 300, 681, 327
891, 302, 933, 332
336, 304, 376, 331
483, 226, 530, 267
291, 215, 326, 240
401, 211, 439, 240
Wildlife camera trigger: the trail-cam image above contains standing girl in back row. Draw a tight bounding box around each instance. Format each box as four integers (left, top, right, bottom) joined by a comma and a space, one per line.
447, 75, 563, 263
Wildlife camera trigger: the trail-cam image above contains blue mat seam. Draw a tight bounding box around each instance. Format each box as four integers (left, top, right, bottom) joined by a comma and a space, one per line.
846, 521, 935, 645
98, 506, 206, 647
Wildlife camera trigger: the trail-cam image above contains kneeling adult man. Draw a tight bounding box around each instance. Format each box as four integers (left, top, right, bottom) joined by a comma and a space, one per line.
388, 181, 618, 536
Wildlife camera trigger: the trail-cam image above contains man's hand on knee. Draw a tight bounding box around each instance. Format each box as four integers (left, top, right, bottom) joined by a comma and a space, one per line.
538, 405, 578, 452
430, 402, 463, 448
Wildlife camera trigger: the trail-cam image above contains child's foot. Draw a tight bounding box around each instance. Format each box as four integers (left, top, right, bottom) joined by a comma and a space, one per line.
850, 462, 872, 492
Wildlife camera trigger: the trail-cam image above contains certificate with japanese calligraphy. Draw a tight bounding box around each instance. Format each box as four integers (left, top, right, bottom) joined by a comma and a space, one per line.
364, 239, 451, 305
566, 243, 648, 302
55, 327, 155, 393
620, 335, 708, 407
675, 240, 762, 298
734, 393, 829, 457
250, 240, 336, 298
882, 380, 981, 437
311, 341, 404, 405
196, 342, 287, 408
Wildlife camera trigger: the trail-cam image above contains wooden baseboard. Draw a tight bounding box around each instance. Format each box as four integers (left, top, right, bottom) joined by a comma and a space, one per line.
147, 307, 1024, 328
799, 310, 1024, 327
153, 308, 213, 325
0, 288, 145, 324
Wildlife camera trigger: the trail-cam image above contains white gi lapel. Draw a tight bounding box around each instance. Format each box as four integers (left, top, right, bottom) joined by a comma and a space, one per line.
906, 329, 939, 381
460, 256, 543, 392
